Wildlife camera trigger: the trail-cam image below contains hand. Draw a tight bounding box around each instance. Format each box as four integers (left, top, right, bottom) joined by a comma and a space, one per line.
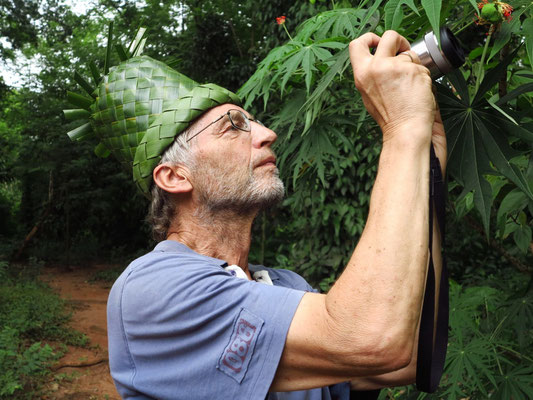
349, 31, 436, 144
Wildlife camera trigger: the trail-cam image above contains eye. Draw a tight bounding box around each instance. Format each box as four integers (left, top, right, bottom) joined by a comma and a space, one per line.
232, 115, 247, 130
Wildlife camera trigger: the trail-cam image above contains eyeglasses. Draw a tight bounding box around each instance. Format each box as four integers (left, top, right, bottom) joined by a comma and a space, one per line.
186, 109, 264, 142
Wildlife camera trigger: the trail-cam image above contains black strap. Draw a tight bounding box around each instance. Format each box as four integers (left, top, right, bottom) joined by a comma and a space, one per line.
415, 145, 449, 393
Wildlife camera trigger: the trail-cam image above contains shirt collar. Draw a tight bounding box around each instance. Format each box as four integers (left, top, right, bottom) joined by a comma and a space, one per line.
153, 240, 279, 281
154, 240, 227, 267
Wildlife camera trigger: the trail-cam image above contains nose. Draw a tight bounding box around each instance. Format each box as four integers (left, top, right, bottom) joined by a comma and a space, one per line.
251, 122, 277, 148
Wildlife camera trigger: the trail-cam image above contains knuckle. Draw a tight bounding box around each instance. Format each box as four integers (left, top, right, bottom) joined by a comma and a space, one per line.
382, 30, 398, 38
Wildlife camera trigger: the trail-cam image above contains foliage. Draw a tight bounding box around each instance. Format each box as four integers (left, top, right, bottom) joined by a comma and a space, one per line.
239, 0, 533, 280
0, 327, 55, 399
379, 277, 533, 399
0, 1, 532, 398
239, 1, 533, 397
0, 261, 88, 398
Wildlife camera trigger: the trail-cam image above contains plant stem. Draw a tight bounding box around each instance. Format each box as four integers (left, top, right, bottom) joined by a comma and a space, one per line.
454, 19, 475, 35
475, 26, 494, 93
283, 24, 293, 41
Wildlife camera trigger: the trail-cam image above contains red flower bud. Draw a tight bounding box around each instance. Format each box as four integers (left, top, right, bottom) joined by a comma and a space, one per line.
276, 16, 286, 25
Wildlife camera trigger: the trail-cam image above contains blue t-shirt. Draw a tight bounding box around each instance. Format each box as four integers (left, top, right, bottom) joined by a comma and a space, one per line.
107, 240, 351, 399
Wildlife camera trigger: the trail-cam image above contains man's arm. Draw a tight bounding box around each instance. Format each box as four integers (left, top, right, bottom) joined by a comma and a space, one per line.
270, 31, 445, 392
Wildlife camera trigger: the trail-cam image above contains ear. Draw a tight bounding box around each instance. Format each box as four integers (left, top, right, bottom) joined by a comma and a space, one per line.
153, 163, 193, 194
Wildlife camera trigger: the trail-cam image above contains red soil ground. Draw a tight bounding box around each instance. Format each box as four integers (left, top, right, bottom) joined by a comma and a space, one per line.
40, 266, 120, 400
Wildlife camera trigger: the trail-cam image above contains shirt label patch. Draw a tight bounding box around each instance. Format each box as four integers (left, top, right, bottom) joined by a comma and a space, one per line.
218, 308, 264, 383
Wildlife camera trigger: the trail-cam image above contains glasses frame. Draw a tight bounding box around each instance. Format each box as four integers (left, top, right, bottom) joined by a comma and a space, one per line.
186, 109, 263, 142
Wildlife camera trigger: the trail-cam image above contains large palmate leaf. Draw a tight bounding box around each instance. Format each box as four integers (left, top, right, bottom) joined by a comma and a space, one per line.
384, 0, 419, 31
437, 51, 533, 235
421, 0, 442, 46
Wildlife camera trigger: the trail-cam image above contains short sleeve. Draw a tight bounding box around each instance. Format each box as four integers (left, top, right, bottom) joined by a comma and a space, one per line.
107, 251, 306, 400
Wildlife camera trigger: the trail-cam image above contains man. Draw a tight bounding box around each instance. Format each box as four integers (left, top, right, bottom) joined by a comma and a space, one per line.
67, 29, 445, 399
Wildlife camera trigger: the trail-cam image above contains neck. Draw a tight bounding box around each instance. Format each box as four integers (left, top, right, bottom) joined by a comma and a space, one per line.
167, 207, 257, 277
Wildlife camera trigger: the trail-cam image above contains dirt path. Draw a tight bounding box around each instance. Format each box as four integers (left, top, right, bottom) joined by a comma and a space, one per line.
41, 266, 120, 400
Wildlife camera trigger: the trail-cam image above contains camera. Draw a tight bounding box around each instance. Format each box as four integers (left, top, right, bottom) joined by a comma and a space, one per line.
410, 27, 465, 79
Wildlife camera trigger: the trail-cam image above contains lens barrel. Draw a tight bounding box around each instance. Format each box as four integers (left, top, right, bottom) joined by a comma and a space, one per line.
410, 27, 465, 79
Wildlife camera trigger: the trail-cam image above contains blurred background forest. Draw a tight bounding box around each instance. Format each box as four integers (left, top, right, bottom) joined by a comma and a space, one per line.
1, 0, 532, 398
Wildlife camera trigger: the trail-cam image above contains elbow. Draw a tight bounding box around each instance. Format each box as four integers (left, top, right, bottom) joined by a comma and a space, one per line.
331, 326, 415, 375
366, 333, 414, 373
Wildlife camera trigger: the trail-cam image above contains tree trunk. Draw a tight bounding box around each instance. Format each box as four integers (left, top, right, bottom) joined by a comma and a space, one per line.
12, 171, 54, 261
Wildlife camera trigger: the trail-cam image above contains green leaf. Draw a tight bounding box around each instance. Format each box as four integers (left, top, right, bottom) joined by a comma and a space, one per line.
300, 46, 350, 113
523, 19, 533, 70
488, 96, 518, 124
475, 115, 533, 201
473, 47, 520, 105
445, 68, 470, 104
128, 27, 148, 56
66, 122, 93, 141
488, 17, 520, 62
467, 0, 479, 12
513, 226, 532, 253
74, 71, 96, 98
444, 107, 493, 234
496, 189, 528, 230
384, 0, 419, 31
496, 82, 533, 106
104, 22, 113, 75
421, 0, 442, 47
66, 91, 93, 111
88, 61, 101, 86
115, 43, 129, 61
63, 109, 91, 120
484, 112, 533, 142
94, 142, 111, 158
133, 37, 147, 57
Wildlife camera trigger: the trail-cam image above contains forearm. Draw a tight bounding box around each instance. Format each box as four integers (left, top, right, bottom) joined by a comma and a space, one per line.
326, 127, 432, 367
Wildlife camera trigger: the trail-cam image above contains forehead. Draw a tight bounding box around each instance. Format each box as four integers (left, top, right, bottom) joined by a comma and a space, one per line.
197, 103, 248, 128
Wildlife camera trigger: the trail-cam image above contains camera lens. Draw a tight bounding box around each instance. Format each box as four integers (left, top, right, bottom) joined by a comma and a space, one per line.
410, 27, 465, 79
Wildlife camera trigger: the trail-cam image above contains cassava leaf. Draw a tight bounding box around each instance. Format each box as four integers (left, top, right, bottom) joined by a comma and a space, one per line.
473, 47, 520, 105
488, 16, 520, 62
474, 114, 533, 201
444, 68, 470, 104
421, 0, 442, 46
523, 18, 533, 70
384, 0, 419, 31
496, 82, 533, 106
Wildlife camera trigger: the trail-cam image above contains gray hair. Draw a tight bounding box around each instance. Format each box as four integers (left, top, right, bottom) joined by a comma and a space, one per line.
147, 125, 196, 241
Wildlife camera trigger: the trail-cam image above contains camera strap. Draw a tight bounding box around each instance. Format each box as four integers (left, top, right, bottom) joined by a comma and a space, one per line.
415, 145, 449, 393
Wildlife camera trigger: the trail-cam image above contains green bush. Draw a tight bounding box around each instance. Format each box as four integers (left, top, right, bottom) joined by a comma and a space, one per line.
0, 262, 88, 398
379, 277, 533, 400
0, 327, 55, 399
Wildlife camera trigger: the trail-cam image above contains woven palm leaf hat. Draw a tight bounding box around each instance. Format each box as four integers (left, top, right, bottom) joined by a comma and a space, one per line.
64, 24, 240, 198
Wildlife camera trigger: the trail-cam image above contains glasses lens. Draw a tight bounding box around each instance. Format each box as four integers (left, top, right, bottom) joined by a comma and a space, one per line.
229, 110, 250, 131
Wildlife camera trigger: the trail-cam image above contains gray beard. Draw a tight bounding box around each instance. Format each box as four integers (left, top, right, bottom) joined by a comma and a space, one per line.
192, 160, 285, 216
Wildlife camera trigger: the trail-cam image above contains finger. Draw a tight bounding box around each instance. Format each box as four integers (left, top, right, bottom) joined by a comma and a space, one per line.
374, 30, 410, 58
397, 50, 421, 65
349, 32, 381, 65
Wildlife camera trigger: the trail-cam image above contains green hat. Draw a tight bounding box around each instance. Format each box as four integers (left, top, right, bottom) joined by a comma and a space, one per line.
64, 25, 240, 197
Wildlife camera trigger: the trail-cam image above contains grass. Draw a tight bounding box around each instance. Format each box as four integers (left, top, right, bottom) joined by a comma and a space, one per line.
0, 260, 89, 399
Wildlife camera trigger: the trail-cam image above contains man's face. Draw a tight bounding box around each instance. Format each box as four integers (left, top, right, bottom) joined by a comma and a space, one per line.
188, 104, 284, 214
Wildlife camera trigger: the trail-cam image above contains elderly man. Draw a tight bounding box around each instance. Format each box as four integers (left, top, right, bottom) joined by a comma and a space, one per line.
68, 28, 444, 399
